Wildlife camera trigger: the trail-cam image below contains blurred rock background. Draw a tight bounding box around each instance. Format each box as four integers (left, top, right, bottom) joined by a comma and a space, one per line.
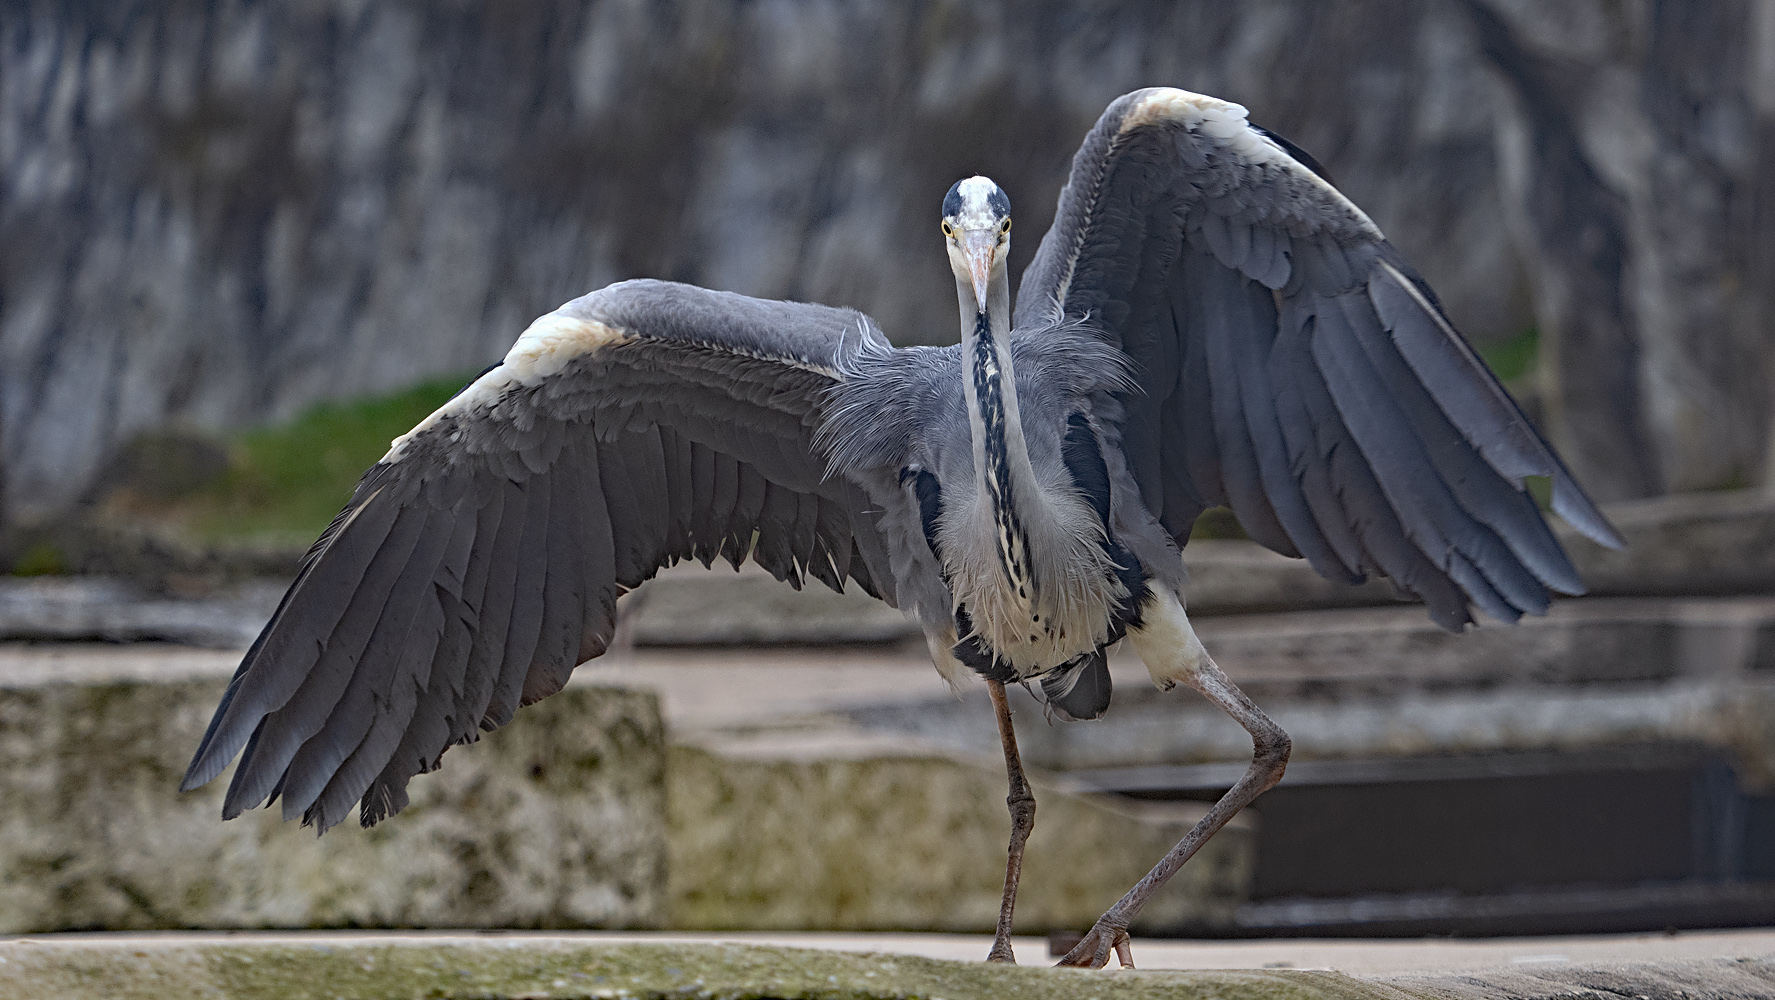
4, 0, 1775, 534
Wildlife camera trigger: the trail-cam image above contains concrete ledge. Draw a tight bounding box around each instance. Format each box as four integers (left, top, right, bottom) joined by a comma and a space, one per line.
666, 746, 1249, 934
7, 490, 1768, 647
0, 645, 1250, 936
3, 936, 1773, 1000
0, 656, 667, 933
826, 597, 1775, 781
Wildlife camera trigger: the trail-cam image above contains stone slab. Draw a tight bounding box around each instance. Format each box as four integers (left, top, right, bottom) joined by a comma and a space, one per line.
0, 644, 1248, 937
5, 490, 1769, 647
1560, 488, 1775, 598
3, 936, 1775, 1000
665, 745, 1249, 935
626, 488, 1775, 635
0, 577, 282, 648
815, 597, 1775, 780
0, 662, 667, 933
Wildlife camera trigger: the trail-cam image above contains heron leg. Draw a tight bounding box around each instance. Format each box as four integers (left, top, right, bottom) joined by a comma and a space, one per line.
1058, 591, 1289, 969
986, 678, 1036, 963
1058, 659, 1286, 967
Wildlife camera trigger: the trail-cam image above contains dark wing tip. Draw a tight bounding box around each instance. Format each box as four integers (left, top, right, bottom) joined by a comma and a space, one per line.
1552, 477, 1628, 551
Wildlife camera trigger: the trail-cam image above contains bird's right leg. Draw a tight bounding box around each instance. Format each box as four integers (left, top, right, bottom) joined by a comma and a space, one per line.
985, 678, 1036, 963
1057, 587, 1289, 969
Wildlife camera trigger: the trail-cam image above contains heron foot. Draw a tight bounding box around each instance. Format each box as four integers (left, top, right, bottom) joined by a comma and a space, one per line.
1054, 919, 1134, 969
986, 940, 1017, 963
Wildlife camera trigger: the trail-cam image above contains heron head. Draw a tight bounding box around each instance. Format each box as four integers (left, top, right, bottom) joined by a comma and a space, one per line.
941, 176, 1011, 312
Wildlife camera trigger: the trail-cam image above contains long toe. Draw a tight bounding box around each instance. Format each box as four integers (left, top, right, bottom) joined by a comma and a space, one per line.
1055, 922, 1130, 969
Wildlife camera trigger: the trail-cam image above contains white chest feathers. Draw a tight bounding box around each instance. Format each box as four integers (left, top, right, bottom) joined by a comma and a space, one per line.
940, 474, 1128, 676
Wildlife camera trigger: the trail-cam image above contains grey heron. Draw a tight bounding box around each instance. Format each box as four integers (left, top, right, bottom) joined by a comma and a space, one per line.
181, 87, 1623, 968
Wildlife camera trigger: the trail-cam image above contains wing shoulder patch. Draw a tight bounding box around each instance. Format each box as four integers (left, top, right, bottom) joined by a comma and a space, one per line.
387, 311, 631, 463
1115, 87, 1383, 241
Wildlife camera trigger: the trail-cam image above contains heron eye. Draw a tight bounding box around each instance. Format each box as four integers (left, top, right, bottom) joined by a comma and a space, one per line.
1001, 218, 1012, 234
941, 221, 955, 238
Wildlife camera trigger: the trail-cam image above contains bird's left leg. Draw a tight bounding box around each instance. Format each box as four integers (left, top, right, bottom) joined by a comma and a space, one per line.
985, 678, 1036, 963
1057, 588, 1289, 969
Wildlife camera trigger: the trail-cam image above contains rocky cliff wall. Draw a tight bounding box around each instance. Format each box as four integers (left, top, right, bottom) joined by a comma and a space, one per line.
3, 0, 1772, 524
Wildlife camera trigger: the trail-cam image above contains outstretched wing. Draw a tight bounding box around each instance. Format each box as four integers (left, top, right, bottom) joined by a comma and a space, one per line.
182, 279, 904, 830
1017, 87, 1624, 631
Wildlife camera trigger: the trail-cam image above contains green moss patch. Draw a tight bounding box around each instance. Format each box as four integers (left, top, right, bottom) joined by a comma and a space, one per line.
190, 373, 476, 540
1476, 326, 1539, 384
89, 374, 477, 551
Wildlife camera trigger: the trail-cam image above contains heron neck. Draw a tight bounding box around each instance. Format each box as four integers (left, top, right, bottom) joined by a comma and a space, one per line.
961, 299, 1041, 602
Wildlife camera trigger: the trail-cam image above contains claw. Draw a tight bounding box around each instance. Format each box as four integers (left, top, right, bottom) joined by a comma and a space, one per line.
1054, 921, 1132, 969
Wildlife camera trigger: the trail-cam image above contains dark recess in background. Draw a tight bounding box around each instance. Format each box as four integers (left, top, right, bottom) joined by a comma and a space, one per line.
1081, 744, 1775, 937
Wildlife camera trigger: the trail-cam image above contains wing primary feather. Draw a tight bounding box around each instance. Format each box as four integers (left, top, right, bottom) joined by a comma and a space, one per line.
790, 491, 821, 579
308, 581, 447, 832
1188, 257, 1300, 559
657, 425, 694, 560
274, 504, 457, 822
594, 436, 645, 586
482, 469, 552, 730
810, 497, 852, 592
1268, 320, 1366, 579
1332, 291, 1582, 596
753, 480, 803, 588
1446, 550, 1522, 625
571, 434, 620, 662
450, 478, 527, 745
218, 503, 435, 818
728, 464, 769, 568
185, 481, 405, 791
1200, 258, 1353, 581
1276, 306, 1474, 627
360, 505, 481, 826
687, 441, 722, 566
1311, 294, 1549, 618
521, 438, 592, 707
710, 452, 745, 569
1368, 257, 1622, 549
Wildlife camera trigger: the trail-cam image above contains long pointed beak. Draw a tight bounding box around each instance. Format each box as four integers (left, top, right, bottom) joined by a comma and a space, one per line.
961, 230, 998, 310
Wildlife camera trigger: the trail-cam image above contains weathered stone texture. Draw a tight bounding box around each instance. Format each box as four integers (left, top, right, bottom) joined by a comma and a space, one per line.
7, 1, 1773, 523
665, 745, 1248, 935
0, 674, 667, 932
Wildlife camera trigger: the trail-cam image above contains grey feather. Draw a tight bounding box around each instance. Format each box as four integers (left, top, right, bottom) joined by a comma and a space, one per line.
360, 509, 482, 825
482, 470, 551, 730
451, 478, 527, 744
219, 503, 435, 818
1041, 651, 1113, 722
181, 471, 407, 792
